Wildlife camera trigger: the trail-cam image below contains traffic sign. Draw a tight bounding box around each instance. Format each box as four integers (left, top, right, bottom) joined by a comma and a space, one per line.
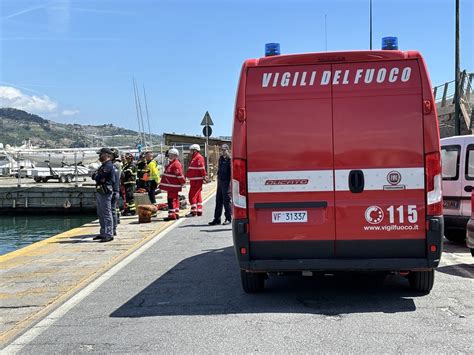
200, 111, 214, 126
203, 125, 213, 137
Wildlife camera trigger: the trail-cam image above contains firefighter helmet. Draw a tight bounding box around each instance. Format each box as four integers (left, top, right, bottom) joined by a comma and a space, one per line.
189, 144, 200, 151
168, 148, 179, 156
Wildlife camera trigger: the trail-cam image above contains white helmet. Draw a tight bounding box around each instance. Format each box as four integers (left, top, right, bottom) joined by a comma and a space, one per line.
168, 148, 179, 156
189, 144, 200, 151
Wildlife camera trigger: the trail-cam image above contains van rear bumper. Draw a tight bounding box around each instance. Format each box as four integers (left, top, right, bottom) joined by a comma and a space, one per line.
444, 215, 469, 230
245, 258, 435, 272
232, 217, 443, 271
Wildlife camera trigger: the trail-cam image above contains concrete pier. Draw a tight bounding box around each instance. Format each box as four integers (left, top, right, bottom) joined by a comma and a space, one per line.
0, 181, 216, 346
0, 177, 96, 213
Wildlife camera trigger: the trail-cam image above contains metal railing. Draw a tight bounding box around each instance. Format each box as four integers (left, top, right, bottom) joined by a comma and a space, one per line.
433, 71, 473, 131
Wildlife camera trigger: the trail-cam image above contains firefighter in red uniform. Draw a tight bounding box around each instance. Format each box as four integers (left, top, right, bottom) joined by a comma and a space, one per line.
159, 148, 186, 221
185, 144, 207, 217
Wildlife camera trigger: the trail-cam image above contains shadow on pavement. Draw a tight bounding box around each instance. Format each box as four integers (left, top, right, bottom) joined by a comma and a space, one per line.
199, 228, 232, 233
111, 247, 418, 318
436, 264, 474, 279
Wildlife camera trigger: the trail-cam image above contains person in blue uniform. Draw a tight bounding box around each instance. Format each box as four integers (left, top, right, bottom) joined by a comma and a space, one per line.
92, 148, 115, 242
209, 144, 232, 225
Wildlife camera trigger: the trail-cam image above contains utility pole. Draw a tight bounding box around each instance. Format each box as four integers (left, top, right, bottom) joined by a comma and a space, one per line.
454, 0, 461, 136
369, 0, 373, 50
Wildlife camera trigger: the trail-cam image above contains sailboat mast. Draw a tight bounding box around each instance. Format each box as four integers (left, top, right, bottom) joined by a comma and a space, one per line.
132, 78, 145, 147
142, 85, 153, 148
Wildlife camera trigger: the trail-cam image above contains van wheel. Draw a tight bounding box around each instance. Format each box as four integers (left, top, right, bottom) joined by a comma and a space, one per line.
240, 270, 265, 293
408, 269, 434, 294
444, 229, 466, 243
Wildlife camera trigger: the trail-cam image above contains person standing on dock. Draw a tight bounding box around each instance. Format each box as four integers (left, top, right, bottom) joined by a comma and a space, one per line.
145, 151, 160, 205
185, 144, 206, 217
92, 148, 115, 243
121, 153, 137, 216
159, 148, 186, 221
209, 144, 232, 226
136, 153, 148, 191
110, 149, 122, 235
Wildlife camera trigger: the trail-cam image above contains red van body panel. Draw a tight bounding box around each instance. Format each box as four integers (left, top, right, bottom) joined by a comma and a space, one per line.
232, 50, 443, 272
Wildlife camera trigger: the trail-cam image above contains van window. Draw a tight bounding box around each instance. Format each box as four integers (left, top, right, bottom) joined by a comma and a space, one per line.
466, 144, 474, 181
441, 145, 461, 180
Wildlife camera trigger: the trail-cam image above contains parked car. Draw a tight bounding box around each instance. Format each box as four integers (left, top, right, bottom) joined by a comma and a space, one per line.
440, 135, 474, 243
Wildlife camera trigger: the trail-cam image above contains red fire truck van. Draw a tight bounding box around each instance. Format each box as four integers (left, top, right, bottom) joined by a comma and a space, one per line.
231, 50, 443, 294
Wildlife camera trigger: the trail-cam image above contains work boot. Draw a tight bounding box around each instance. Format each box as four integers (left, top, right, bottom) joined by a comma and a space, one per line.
93, 235, 103, 241
164, 215, 177, 222
185, 212, 197, 218
197, 211, 203, 216
100, 236, 114, 243
208, 219, 221, 226
222, 219, 232, 225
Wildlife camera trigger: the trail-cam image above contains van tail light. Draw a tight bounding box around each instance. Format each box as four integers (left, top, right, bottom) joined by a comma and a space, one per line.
232, 158, 247, 219
425, 151, 443, 216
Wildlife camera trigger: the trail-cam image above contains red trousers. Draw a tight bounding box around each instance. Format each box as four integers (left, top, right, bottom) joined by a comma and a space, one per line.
167, 191, 180, 219
189, 182, 203, 216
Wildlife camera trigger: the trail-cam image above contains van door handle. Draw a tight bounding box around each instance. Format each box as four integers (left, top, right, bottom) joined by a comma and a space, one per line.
464, 185, 473, 193
348, 170, 365, 193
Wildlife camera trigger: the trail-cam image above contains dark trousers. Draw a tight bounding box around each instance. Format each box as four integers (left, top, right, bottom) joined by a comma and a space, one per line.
111, 192, 120, 234
214, 179, 232, 221
148, 181, 157, 204
125, 184, 136, 213
96, 192, 113, 238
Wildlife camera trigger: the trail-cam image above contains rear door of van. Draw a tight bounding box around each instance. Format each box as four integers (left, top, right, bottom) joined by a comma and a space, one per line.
461, 138, 474, 217
441, 139, 463, 216
245, 64, 336, 259
332, 60, 427, 258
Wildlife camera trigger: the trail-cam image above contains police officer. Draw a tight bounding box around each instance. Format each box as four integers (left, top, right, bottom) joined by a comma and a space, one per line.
92, 148, 115, 242
121, 153, 137, 215
209, 144, 232, 225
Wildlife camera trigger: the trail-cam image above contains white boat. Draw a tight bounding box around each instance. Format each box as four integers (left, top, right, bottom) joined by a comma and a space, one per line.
5, 145, 99, 168
0, 143, 35, 176
18, 150, 99, 167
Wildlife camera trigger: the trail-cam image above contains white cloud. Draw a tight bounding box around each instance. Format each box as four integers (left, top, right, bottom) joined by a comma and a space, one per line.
0, 86, 58, 114
62, 109, 79, 116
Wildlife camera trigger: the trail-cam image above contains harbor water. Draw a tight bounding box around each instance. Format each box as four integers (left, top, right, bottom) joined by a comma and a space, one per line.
0, 214, 96, 255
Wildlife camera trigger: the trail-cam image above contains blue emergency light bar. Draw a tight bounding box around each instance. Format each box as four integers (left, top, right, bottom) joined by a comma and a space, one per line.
265, 43, 280, 56
382, 37, 398, 50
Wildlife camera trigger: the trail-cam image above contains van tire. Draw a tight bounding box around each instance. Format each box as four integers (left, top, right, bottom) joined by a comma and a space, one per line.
444, 229, 466, 243
240, 270, 264, 293
409, 269, 434, 293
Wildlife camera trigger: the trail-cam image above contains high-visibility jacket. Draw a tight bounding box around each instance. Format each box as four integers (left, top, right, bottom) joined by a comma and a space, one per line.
121, 162, 137, 185
159, 159, 186, 192
147, 159, 160, 183
186, 152, 206, 183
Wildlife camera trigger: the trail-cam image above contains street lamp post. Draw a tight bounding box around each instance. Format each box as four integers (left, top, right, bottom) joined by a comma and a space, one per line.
454, 0, 461, 136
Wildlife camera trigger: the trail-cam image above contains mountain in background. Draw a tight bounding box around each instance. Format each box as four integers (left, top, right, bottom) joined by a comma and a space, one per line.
0, 108, 162, 148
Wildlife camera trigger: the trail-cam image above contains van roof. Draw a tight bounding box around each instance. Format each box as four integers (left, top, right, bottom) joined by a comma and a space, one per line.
249, 50, 423, 67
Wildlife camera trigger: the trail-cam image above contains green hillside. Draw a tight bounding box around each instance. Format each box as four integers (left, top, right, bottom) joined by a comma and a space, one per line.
0, 108, 161, 148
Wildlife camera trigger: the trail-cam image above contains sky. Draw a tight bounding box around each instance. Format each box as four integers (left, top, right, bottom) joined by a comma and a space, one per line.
0, 0, 473, 138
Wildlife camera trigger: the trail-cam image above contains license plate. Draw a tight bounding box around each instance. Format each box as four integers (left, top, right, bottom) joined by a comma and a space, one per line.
443, 199, 460, 209
272, 211, 308, 223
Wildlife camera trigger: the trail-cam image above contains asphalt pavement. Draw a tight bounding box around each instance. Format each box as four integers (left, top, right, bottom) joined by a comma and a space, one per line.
4, 198, 473, 354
